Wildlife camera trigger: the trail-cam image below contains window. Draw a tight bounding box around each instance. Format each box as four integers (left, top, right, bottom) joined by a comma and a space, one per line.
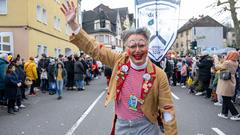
54, 48, 61, 58
105, 35, 109, 44
54, 16, 61, 30
0, 32, 13, 53
176, 43, 179, 48
95, 20, 111, 30
116, 38, 118, 46
100, 20, 105, 28
65, 48, 72, 56
0, 0, 7, 15
42, 8, 47, 24
43, 46, 48, 56
106, 21, 111, 30
99, 35, 104, 43
186, 31, 189, 36
37, 45, 48, 56
36, 5, 47, 24
180, 33, 183, 37
37, 45, 41, 56
36, 5, 42, 21
54, 0, 61, 4
65, 23, 70, 34
57, 18, 61, 30
118, 39, 121, 47
232, 33, 235, 37
94, 20, 100, 30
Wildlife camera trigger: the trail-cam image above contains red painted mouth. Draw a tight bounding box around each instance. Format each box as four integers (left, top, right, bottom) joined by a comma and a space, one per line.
133, 54, 143, 60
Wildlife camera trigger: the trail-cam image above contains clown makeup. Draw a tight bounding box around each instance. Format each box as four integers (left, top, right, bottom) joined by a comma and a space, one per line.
126, 34, 149, 66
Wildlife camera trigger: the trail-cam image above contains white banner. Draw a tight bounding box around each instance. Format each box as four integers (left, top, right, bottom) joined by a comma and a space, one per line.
135, 0, 181, 62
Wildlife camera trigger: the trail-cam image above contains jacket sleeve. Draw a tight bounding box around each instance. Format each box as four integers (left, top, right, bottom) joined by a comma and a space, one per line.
70, 29, 123, 68
32, 64, 38, 79
158, 71, 178, 135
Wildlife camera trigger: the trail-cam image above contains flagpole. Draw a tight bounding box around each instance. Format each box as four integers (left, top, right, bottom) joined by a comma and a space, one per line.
155, 0, 158, 36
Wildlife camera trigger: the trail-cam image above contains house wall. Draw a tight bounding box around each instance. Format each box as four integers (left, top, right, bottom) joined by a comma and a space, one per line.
194, 27, 224, 51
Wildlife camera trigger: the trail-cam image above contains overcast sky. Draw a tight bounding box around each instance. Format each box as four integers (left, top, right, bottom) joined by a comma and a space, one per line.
81, 0, 233, 27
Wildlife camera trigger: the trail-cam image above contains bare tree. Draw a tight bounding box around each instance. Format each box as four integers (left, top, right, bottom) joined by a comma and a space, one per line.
217, 0, 240, 49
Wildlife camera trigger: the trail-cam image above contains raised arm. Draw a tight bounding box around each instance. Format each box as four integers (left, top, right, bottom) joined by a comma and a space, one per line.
60, 1, 122, 68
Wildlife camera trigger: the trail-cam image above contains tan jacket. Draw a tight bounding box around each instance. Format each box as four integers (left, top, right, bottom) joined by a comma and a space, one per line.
216, 60, 238, 97
70, 29, 177, 135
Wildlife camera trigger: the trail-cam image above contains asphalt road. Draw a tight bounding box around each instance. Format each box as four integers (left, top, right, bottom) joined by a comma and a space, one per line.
0, 76, 239, 135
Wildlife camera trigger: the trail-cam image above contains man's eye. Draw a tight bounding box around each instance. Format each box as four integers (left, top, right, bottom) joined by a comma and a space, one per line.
130, 45, 137, 48
138, 44, 146, 48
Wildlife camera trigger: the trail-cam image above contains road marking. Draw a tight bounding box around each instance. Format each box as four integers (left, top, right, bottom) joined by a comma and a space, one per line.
212, 128, 226, 135
171, 92, 180, 100
65, 91, 106, 135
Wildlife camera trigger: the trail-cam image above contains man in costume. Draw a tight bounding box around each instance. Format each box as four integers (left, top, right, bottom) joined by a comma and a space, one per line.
61, 1, 177, 135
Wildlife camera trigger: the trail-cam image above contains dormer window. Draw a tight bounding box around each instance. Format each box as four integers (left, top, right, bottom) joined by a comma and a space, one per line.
100, 19, 105, 28
94, 20, 111, 30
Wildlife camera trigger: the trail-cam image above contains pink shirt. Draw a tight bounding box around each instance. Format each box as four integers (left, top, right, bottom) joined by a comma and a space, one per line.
115, 67, 145, 120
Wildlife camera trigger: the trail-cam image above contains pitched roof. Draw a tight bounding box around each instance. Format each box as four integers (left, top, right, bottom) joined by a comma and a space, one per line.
178, 16, 224, 33
82, 4, 131, 34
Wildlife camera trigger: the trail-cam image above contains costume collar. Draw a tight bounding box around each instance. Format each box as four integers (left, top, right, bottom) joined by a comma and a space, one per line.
130, 57, 148, 70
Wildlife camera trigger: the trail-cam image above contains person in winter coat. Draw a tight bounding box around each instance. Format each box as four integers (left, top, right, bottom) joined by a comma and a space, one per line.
24, 57, 38, 96
197, 53, 213, 98
74, 55, 86, 91
216, 51, 240, 120
64, 55, 75, 90
0, 56, 9, 106
180, 61, 188, 88
92, 60, 99, 79
13, 58, 26, 108
38, 54, 49, 93
54, 62, 67, 99
48, 59, 57, 95
5, 64, 22, 114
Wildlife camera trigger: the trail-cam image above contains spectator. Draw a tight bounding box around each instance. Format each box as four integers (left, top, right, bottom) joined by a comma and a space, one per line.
197, 52, 213, 98
54, 62, 67, 100
0, 54, 9, 106
5, 64, 22, 114
24, 57, 38, 96
216, 51, 240, 120
65, 55, 75, 90
104, 65, 112, 89
74, 54, 86, 91
38, 53, 49, 93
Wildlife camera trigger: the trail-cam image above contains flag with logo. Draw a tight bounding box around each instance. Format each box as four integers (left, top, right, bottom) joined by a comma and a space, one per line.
135, 0, 181, 62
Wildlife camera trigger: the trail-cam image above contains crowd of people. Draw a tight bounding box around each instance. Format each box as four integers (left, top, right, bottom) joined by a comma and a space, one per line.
162, 50, 240, 121
0, 52, 104, 114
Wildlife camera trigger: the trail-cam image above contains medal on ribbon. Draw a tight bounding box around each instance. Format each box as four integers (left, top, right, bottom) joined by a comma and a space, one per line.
121, 65, 129, 74
143, 73, 151, 81
128, 95, 138, 111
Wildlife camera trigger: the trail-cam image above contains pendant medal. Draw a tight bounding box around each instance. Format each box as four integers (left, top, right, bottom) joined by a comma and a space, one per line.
128, 95, 138, 111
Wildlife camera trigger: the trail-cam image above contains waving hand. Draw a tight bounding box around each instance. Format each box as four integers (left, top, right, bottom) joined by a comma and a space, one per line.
60, 1, 79, 31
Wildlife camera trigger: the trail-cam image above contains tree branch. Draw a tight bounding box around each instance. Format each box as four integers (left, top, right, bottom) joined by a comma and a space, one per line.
217, 0, 229, 6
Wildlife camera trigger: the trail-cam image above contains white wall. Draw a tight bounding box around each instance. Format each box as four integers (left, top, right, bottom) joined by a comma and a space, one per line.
193, 27, 224, 51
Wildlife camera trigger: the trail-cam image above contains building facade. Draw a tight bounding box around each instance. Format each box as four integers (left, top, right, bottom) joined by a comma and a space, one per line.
172, 16, 224, 56
0, 0, 79, 59
225, 28, 237, 48
82, 4, 133, 52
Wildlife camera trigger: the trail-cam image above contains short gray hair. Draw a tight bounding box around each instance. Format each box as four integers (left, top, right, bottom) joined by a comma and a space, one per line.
121, 27, 150, 45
